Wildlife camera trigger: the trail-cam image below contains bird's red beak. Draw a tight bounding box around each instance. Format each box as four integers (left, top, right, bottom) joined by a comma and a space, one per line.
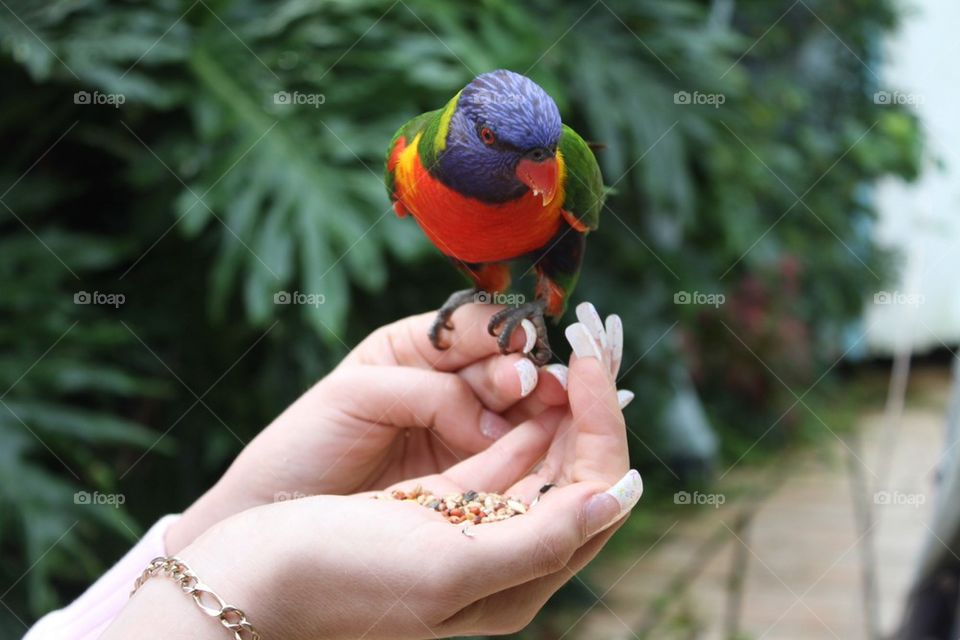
516, 155, 558, 207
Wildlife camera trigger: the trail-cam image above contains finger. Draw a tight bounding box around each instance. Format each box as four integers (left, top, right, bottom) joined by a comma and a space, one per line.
502, 328, 630, 498
456, 353, 539, 410
502, 364, 569, 423
575, 302, 608, 361
566, 337, 630, 485
440, 520, 622, 637
455, 356, 568, 417
346, 306, 530, 371
322, 365, 513, 452
440, 407, 566, 492
605, 314, 623, 378
455, 473, 641, 596
540, 363, 570, 395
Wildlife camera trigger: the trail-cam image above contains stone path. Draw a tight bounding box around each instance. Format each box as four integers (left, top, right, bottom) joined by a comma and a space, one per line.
571, 366, 948, 639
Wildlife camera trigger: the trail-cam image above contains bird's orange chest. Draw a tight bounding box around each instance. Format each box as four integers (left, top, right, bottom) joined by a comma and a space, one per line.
389, 135, 563, 264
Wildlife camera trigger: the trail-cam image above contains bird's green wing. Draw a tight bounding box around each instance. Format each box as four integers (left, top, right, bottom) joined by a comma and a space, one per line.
559, 125, 604, 231
384, 110, 438, 200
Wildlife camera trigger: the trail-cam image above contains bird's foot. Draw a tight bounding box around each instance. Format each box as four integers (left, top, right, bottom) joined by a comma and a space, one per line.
487, 299, 551, 366
429, 288, 479, 350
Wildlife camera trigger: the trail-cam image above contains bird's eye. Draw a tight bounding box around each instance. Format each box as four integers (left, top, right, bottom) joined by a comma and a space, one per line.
479, 127, 496, 145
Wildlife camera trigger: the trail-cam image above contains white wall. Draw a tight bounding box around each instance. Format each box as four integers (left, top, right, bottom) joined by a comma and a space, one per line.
865, 0, 960, 355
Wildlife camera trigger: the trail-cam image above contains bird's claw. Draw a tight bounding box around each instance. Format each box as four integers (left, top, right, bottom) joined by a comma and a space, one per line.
487, 300, 551, 365
428, 317, 451, 351
429, 288, 479, 351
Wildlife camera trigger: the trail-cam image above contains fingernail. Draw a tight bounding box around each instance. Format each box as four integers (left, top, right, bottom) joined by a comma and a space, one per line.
575, 302, 608, 351
617, 389, 634, 409
565, 323, 602, 361
514, 358, 538, 398
480, 410, 512, 440
605, 314, 623, 377
520, 319, 537, 354
608, 469, 643, 513
585, 469, 643, 537
543, 364, 568, 390
584, 493, 620, 538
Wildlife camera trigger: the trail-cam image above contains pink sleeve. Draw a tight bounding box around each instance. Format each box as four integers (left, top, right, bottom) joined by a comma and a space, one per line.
24, 515, 180, 640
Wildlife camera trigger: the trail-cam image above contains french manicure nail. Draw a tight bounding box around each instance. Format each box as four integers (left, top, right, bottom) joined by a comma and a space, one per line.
585, 469, 643, 537
608, 469, 643, 514
617, 389, 634, 409
565, 323, 602, 361
514, 358, 538, 398
543, 364, 568, 390
479, 410, 512, 440
520, 319, 537, 354
605, 314, 623, 377
576, 302, 608, 351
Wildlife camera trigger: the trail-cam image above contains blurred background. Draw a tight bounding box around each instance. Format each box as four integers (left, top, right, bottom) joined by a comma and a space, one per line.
0, 0, 955, 638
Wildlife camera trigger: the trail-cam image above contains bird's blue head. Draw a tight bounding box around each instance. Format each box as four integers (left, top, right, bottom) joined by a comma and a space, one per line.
436, 69, 562, 205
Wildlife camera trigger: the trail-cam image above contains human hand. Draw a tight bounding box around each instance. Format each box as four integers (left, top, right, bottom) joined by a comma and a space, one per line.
166, 304, 577, 551
108, 322, 641, 638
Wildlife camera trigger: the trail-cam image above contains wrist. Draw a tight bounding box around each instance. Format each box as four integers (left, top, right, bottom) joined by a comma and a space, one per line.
176, 505, 305, 638
101, 508, 290, 640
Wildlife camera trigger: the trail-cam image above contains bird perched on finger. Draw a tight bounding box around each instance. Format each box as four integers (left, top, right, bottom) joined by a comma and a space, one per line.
385, 69, 605, 365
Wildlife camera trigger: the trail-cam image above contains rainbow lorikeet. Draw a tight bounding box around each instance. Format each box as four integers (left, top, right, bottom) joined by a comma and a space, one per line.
385, 69, 604, 365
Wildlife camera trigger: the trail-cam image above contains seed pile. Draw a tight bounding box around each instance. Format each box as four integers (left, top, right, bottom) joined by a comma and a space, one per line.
380, 485, 528, 524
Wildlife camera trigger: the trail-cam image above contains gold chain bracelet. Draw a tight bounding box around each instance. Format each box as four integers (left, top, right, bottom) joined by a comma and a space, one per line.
131, 556, 261, 640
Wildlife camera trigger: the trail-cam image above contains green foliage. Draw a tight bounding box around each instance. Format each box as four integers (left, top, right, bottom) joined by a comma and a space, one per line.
0, 0, 920, 635
0, 225, 167, 622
